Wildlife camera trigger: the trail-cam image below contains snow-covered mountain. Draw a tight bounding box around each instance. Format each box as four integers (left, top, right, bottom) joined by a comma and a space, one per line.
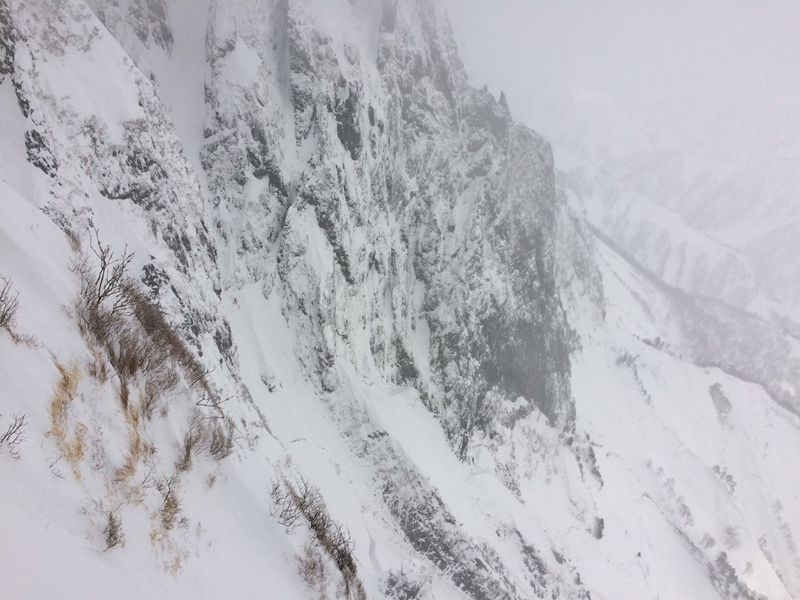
1, 1, 798, 599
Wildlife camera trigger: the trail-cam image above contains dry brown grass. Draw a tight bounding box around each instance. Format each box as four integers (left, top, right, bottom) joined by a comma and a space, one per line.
115, 439, 141, 481
115, 407, 147, 482
124, 465, 156, 506
176, 429, 197, 473
169, 557, 182, 577
298, 541, 330, 599
48, 360, 87, 479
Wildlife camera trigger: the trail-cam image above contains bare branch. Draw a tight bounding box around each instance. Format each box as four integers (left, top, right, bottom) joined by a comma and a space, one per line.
0, 275, 20, 329
103, 509, 125, 550
85, 226, 134, 314
0, 413, 28, 459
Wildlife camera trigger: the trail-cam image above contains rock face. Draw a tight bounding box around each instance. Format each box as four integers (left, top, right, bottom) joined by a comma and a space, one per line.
85, 0, 173, 54
200, 0, 575, 449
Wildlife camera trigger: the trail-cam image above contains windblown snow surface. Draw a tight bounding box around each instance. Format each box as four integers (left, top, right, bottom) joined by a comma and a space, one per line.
1, 1, 798, 599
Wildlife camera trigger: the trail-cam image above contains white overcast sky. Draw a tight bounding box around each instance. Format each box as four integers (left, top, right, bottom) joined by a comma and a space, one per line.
441, 1, 799, 161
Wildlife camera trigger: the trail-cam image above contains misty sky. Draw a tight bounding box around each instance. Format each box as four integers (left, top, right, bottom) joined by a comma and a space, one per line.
441, 1, 799, 162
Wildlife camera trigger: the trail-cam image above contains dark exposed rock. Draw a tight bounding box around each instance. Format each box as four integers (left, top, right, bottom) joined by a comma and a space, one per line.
25, 130, 58, 176
333, 80, 362, 160
141, 262, 170, 296
393, 335, 418, 383
128, 0, 172, 51
0, 0, 16, 80
214, 321, 235, 365
428, 126, 573, 446
87, 0, 173, 53
13, 76, 30, 117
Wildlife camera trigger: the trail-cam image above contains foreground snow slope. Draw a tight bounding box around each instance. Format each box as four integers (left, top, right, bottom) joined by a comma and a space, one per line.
1, 0, 799, 599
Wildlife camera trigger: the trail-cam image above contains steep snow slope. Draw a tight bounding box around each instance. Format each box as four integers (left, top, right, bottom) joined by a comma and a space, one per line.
1, 1, 799, 599
567, 240, 800, 600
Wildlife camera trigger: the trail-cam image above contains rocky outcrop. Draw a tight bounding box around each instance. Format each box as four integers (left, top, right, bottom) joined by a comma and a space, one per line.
200, 0, 576, 449
86, 0, 173, 53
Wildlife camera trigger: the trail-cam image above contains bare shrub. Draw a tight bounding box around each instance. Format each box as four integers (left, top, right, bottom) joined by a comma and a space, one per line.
86, 347, 110, 383
104, 508, 125, 550
270, 477, 304, 530
0, 413, 28, 459
118, 378, 131, 412
141, 366, 179, 420
176, 428, 197, 473
0, 275, 19, 330
78, 227, 133, 316
177, 411, 236, 472
125, 286, 209, 393
72, 228, 212, 414
208, 415, 236, 460
8, 330, 39, 347
73, 238, 138, 414
272, 477, 366, 600
156, 474, 182, 531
